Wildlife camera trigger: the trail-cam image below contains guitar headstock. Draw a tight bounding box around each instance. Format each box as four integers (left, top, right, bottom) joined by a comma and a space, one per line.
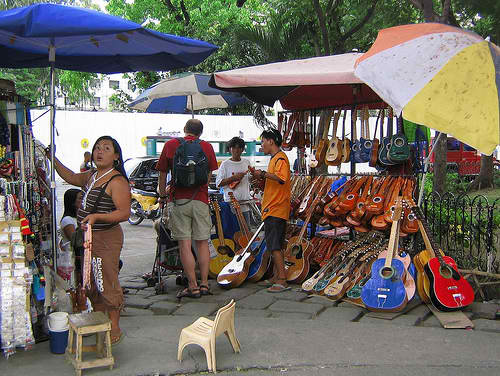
228, 191, 240, 210
211, 196, 221, 213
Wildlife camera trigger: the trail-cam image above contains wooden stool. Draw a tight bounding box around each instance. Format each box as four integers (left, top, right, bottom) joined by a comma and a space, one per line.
66, 312, 114, 376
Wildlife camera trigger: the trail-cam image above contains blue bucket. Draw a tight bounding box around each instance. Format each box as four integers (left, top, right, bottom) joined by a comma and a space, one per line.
49, 329, 69, 354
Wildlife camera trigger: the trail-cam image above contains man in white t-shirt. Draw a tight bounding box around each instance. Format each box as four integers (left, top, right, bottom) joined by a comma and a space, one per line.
216, 137, 253, 225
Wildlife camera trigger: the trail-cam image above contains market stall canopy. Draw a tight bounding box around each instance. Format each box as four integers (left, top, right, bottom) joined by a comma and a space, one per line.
209, 53, 385, 110
354, 23, 500, 155
0, 4, 218, 73
129, 73, 247, 114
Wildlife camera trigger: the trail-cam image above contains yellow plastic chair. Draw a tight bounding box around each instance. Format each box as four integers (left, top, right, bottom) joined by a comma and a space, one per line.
177, 299, 241, 373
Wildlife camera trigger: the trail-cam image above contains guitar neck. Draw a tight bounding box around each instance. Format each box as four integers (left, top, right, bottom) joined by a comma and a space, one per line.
229, 193, 251, 239
414, 207, 437, 258
385, 199, 403, 268
212, 200, 226, 245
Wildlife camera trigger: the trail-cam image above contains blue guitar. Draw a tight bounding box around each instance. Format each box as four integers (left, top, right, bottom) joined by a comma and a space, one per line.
361, 200, 408, 312
247, 239, 270, 282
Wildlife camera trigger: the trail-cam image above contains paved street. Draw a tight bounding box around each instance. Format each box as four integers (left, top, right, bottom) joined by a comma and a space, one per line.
1, 183, 498, 375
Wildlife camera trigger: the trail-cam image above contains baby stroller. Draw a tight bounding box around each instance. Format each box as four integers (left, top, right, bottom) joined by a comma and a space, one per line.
145, 215, 187, 294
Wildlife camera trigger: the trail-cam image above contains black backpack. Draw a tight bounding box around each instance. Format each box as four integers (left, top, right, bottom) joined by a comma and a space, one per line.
172, 138, 209, 188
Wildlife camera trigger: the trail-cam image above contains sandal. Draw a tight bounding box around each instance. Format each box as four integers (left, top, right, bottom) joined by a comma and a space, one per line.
199, 284, 212, 296
111, 331, 124, 346
176, 287, 201, 299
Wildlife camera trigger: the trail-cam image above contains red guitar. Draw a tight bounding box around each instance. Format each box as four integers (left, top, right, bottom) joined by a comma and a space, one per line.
420, 211, 474, 311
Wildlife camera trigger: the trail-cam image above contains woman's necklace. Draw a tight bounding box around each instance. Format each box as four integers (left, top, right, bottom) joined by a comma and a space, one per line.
83, 168, 114, 210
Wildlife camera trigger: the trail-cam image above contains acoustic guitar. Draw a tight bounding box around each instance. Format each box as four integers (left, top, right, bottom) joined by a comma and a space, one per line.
378, 107, 395, 166
229, 192, 254, 249
388, 116, 410, 164
314, 110, 334, 168
340, 109, 351, 163
208, 198, 235, 278
415, 207, 474, 311
285, 179, 330, 284
351, 109, 363, 163
365, 176, 392, 215
359, 107, 372, 163
217, 222, 265, 289
325, 110, 342, 166
361, 199, 408, 312
376, 247, 416, 302
369, 109, 383, 168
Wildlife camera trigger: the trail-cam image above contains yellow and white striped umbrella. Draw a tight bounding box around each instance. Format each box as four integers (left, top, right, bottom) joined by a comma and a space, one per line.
355, 23, 500, 155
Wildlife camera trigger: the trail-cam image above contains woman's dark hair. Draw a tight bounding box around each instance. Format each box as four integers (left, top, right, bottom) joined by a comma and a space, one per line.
227, 137, 245, 150
91, 136, 129, 181
260, 128, 282, 147
63, 188, 81, 218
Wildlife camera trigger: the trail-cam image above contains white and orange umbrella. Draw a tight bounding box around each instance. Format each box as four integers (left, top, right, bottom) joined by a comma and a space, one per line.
354, 23, 500, 155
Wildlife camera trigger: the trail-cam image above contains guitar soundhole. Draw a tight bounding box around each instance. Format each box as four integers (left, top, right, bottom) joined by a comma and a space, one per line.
218, 246, 228, 255
394, 137, 404, 147
373, 197, 382, 203
346, 194, 354, 201
408, 213, 416, 221
291, 245, 303, 258
352, 144, 359, 151
380, 266, 395, 279
364, 141, 372, 149
439, 265, 453, 279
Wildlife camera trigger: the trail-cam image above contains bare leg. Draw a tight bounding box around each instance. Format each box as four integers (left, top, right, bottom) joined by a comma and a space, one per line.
270, 250, 288, 287
178, 239, 198, 290
194, 239, 210, 287
108, 309, 121, 338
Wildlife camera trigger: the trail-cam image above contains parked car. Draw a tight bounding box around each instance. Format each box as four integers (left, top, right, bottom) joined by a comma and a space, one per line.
124, 156, 159, 193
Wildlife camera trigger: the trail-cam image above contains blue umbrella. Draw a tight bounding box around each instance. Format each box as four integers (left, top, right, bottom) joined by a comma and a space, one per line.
0, 4, 218, 265
129, 73, 247, 116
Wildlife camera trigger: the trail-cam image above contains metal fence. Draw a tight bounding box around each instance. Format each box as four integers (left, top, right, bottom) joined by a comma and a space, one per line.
420, 192, 500, 274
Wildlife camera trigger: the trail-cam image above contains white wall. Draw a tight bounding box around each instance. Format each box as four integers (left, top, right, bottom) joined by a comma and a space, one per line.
30, 110, 264, 171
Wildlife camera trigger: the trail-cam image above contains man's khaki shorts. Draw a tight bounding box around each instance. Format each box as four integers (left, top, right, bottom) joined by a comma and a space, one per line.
167, 199, 212, 241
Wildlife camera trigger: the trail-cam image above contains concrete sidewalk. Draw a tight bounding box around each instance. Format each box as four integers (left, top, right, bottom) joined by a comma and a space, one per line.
1, 273, 500, 376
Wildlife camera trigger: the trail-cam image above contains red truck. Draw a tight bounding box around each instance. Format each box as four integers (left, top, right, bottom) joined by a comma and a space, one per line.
430, 137, 499, 175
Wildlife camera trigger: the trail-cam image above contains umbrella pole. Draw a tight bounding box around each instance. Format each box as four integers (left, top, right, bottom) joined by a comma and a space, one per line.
49, 60, 58, 270
417, 132, 443, 206
190, 95, 194, 118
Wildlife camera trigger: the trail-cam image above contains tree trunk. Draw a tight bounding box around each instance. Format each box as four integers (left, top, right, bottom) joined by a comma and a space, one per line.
468, 155, 494, 191
433, 132, 447, 195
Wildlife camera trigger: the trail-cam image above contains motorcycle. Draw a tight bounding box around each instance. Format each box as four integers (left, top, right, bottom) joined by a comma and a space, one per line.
129, 187, 162, 225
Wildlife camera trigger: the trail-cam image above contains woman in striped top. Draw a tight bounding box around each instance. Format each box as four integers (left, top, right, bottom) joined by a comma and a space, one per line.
47, 136, 131, 345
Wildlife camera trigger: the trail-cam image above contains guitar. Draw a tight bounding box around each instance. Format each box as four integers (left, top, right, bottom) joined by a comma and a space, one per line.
325, 110, 343, 166
378, 107, 395, 166
351, 109, 363, 163
314, 110, 334, 168
208, 199, 235, 278
336, 176, 368, 213
361, 199, 408, 312
247, 238, 271, 283
359, 107, 372, 163
365, 176, 393, 215
285, 179, 330, 284
388, 116, 410, 163
297, 176, 322, 219
217, 222, 265, 289
376, 247, 416, 302
340, 109, 351, 163
346, 176, 374, 226
229, 192, 254, 249
416, 208, 474, 311
369, 109, 383, 168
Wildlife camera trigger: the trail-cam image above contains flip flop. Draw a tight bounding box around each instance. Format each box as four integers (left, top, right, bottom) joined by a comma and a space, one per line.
111, 331, 124, 346
199, 284, 212, 296
176, 287, 201, 299
267, 284, 291, 293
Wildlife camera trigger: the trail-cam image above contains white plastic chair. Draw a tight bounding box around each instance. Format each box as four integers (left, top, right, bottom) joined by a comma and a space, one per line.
177, 299, 241, 373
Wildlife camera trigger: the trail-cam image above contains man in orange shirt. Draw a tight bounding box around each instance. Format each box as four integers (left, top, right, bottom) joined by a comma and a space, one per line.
250, 129, 291, 292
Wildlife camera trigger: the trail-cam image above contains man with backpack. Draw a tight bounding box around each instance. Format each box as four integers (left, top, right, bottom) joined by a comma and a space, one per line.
156, 119, 218, 298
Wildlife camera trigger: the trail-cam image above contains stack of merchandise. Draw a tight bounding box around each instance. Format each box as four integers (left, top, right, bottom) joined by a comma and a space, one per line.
0, 195, 35, 358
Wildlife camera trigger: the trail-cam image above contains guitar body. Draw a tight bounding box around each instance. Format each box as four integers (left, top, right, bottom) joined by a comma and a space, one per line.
378, 250, 415, 302
309, 151, 319, 169
340, 138, 351, 163
361, 258, 408, 312
424, 256, 474, 311
352, 140, 363, 163
313, 262, 345, 293
209, 237, 235, 278
247, 240, 270, 282
413, 249, 433, 302
388, 133, 410, 163
369, 138, 380, 167
346, 274, 371, 304
217, 251, 256, 289
378, 137, 393, 166
285, 237, 313, 284
233, 230, 252, 250
323, 271, 354, 300
325, 138, 342, 166
359, 137, 372, 163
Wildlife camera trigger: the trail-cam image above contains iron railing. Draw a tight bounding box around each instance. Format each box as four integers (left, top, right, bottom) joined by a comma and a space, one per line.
420, 192, 500, 274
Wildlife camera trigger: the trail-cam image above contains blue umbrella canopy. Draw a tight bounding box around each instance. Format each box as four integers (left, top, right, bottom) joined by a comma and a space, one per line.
0, 4, 218, 268
0, 4, 218, 73
129, 73, 247, 113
